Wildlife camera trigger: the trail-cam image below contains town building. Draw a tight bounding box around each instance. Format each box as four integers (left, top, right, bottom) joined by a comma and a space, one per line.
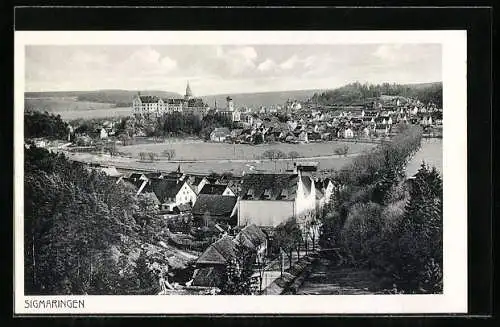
215, 96, 241, 122
210, 127, 231, 142
192, 194, 238, 227
141, 178, 197, 212
237, 172, 316, 229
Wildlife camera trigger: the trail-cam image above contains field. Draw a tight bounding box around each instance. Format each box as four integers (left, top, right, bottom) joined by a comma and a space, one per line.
67, 150, 358, 175
25, 98, 132, 120
118, 140, 375, 161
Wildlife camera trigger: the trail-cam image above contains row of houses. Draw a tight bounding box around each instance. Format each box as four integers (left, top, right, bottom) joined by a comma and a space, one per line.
116, 167, 335, 229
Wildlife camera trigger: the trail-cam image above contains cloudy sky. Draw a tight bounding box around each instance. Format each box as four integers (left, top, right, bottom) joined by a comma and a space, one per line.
25, 44, 441, 95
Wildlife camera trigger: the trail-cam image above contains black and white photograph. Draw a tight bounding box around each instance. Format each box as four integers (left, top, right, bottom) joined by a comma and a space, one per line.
14, 30, 467, 314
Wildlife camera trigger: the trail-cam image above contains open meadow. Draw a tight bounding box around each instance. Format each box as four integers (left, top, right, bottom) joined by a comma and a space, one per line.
117, 140, 376, 161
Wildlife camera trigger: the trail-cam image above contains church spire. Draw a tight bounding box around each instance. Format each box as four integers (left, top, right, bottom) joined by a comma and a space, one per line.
185, 81, 193, 100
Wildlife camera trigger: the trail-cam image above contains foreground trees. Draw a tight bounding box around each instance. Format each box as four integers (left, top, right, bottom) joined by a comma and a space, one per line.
320, 125, 443, 293
24, 146, 168, 295
24, 111, 68, 140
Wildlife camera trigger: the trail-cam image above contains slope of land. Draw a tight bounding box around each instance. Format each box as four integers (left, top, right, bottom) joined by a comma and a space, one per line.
201, 89, 324, 108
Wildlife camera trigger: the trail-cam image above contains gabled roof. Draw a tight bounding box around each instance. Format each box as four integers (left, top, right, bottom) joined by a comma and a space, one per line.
138, 95, 160, 103
192, 194, 237, 217
300, 175, 312, 195
145, 172, 163, 179
142, 178, 185, 203
240, 173, 298, 200
122, 177, 146, 190
187, 98, 205, 107
165, 98, 184, 105
192, 267, 225, 287
199, 183, 230, 195
129, 173, 145, 180
187, 175, 206, 187
235, 224, 267, 250
196, 236, 238, 265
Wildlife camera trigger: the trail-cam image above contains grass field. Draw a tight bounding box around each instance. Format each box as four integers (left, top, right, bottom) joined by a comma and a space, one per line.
118, 140, 376, 161
68, 151, 356, 175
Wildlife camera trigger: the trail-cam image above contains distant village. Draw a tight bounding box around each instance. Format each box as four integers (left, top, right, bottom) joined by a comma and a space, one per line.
53, 82, 442, 149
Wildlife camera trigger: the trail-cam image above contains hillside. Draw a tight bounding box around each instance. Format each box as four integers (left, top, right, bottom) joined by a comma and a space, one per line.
25, 90, 182, 106
310, 82, 442, 107
201, 89, 324, 108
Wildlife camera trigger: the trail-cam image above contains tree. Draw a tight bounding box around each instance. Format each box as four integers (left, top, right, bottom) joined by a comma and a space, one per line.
219, 244, 255, 295
287, 151, 300, 160
24, 111, 69, 139
162, 149, 176, 161
273, 218, 302, 268
148, 152, 158, 161
390, 163, 443, 293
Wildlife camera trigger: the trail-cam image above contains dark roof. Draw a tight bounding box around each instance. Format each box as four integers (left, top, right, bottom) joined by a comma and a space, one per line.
164, 171, 184, 179
240, 173, 298, 200
145, 172, 163, 179
300, 175, 312, 195
315, 184, 324, 199
129, 173, 145, 180
192, 267, 225, 287
199, 184, 229, 195
175, 203, 192, 212
142, 179, 184, 203
192, 194, 237, 217
123, 177, 146, 190
138, 95, 160, 103
165, 98, 184, 105
196, 236, 237, 265
187, 175, 206, 187
187, 98, 205, 107
235, 225, 267, 250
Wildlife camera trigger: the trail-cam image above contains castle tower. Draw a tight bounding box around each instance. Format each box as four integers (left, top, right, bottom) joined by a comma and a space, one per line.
226, 96, 234, 111
185, 81, 193, 100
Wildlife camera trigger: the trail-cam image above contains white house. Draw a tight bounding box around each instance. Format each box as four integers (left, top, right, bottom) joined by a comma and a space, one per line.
238, 172, 316, 229
100, 128, 108, 139
343, 128, 354, 139
141, 178, 197, 211
210, 127, 231, 142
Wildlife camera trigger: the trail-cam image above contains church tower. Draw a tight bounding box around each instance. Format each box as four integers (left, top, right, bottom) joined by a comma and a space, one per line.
226, 96, 234, 111
184, 81, 193, 101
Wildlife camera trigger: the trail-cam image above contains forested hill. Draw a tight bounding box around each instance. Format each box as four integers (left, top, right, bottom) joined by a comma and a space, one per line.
25, 90, 182, 106
310, 82, 443, 107
201, 89, 323, 108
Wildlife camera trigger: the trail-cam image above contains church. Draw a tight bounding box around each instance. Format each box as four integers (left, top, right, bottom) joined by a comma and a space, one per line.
132, 82, 210, 118
214, 96, 241, 122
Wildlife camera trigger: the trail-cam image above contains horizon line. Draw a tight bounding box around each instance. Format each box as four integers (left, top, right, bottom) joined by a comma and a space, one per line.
24, 81, 443, 97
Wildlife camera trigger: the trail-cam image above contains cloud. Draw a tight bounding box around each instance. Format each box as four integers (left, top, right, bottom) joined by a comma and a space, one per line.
122, 47, 177, 73
71, 51, 108, 66
257, 59, 277, 72
279, 55, 300, 70
209, 46, 258, 77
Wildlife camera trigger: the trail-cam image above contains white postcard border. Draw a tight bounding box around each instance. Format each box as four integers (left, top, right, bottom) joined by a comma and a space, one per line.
14, 30, 467, 314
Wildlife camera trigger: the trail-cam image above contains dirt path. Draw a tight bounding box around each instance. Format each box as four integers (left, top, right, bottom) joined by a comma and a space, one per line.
296, 257, 385, 295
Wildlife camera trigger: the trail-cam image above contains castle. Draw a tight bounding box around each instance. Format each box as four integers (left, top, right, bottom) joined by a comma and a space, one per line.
132, 82, 209, 118
133, 82, 241, 122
